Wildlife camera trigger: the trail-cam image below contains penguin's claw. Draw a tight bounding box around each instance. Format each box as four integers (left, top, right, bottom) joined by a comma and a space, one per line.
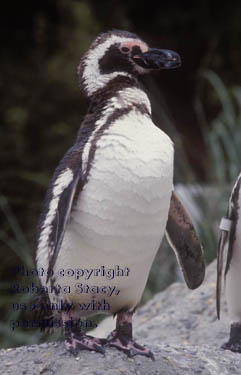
108, 336, 155, 360
65, 333, 106, 356
221, 323, 241, 353
221, 340, 241, 353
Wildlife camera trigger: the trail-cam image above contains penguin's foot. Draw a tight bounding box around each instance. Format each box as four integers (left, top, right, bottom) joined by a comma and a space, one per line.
65, 332, 107, 356
107, 311, 154, 360
221, 323, 241, 353
62, 314, 106, 356
221, 340, 241, 353
108, 330, 154, 359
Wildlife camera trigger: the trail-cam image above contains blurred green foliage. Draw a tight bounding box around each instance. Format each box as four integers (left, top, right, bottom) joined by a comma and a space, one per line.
0, 0, 241, 348
202, 70, 241, 183
191, 70, 241, 265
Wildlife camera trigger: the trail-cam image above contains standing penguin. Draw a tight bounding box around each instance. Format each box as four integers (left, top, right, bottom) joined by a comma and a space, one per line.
217, 172, 241, 352
36, 30, 205, 358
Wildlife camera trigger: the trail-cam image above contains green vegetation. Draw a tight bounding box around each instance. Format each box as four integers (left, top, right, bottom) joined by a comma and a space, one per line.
203, 70, 241, 184
193, 70, 241, 263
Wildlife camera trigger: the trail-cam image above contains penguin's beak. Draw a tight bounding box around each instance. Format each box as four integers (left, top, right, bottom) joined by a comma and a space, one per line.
132, 48, 181, 70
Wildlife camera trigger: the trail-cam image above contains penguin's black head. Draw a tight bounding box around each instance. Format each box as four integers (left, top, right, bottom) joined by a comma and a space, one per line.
78, 30, 181, 97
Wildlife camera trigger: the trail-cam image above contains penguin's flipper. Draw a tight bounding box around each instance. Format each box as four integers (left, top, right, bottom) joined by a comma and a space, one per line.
165, 191, 205, 289
216, 173, 241, 319
216, 220, 230, 320
36, 146, 82, 281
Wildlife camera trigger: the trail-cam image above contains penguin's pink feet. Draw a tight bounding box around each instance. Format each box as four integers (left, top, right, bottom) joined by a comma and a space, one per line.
65, 330, 107, 356
107, 311, 154, 360
65, 332, 106, 356
62, 313, 106, 356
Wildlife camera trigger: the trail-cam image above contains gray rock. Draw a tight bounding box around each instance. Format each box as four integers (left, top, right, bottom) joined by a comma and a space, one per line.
0, 261, 238, 375
91, 259, 230, 348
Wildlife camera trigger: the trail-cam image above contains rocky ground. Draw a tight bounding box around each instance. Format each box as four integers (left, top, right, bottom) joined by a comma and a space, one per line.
1, 261, 240, 375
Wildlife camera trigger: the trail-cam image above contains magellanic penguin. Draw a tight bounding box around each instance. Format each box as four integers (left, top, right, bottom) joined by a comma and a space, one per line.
36, 30, 205, 359
217, 172, 241, 352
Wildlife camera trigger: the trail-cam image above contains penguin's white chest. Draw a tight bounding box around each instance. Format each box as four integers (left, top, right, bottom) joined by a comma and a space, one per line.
55, 111, 174, 312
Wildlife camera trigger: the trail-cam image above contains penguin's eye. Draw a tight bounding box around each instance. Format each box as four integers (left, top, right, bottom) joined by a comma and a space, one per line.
121, 46, 130, 53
